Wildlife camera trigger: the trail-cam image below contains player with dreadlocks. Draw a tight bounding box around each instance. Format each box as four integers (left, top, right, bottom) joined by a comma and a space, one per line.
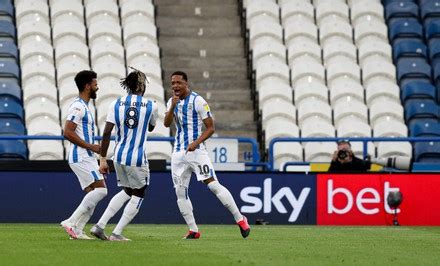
90, 67, 158, 241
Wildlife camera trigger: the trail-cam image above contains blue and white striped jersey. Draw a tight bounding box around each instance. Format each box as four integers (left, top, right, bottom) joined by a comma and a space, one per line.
66, 97, 96, 164
166, 91, 212, 153
106, 95, 158, 167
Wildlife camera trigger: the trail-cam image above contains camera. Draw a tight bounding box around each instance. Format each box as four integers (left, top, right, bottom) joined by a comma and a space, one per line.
370, 156, 412, 171
337, 150, 349, 160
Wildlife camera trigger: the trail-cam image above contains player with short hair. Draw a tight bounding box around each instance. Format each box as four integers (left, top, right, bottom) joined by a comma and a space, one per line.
61, 70, 107, 240
164, 71, 250, 239
90, 68, 158, 241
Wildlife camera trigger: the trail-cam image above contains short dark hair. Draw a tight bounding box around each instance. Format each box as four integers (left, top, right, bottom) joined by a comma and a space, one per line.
120, 68, 148, 94
74, 70, 97, 92
171, 71, 188, 81
337, 139, 351, 146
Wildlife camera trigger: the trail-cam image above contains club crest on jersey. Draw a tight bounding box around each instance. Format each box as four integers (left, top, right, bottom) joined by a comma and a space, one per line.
187, 103, 193, 110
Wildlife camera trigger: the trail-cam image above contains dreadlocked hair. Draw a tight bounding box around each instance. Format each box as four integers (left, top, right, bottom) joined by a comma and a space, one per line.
120, 67, 148, 94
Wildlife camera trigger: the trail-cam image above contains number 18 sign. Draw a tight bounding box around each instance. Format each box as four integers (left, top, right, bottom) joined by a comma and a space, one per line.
205, 138, 239, 163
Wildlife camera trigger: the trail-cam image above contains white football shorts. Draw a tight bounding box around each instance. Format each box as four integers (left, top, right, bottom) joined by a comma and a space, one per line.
114, 162, 150, 189
69, 156, 104, 190
171, 149, 217, 188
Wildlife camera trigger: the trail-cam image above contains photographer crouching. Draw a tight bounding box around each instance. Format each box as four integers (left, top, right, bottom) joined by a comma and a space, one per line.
328, 140, 371, 172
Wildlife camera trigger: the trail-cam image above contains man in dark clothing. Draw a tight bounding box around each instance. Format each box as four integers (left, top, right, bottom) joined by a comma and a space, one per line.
328, 140, 371, 172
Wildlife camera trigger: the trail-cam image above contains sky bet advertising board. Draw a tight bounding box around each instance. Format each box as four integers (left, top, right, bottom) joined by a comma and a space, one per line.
0, 172, 439, 225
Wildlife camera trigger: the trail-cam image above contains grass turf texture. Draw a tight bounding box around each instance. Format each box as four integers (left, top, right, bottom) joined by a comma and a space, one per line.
0, 224, 439, 265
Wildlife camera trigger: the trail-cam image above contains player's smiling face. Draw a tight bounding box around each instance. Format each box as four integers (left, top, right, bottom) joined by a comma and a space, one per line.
171, 75, 189, 99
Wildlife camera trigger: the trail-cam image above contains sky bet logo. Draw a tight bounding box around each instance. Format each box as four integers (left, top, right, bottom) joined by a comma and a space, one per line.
239, 178, 311, 222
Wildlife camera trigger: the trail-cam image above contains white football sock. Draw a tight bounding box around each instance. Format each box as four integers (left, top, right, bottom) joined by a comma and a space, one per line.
67, 187, 107, 225
176, 186, 198, 232
75, 207, 94, 232
97, 190, 131, 229
208, 181, 243, 222
112, 196, 143, 235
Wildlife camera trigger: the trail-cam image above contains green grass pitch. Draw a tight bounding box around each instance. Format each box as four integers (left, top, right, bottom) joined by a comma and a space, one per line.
1, 224, 439, 265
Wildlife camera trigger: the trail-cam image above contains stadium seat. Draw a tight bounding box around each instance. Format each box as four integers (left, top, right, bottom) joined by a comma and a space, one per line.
304, 142, 335, 163
50, 0, 84, 24
15, 0, 49, 25
127, 57, 162, 85
249, 21, 283, 49
301, 121, 335, 137
145, 141, 172, 161
120, 0, 155, 26
27, 116, 61, 136
414, 141, 440, 162
354, 20, 388, 45
0, 20, 15, 41
0, 40, 18, 62
376, 141, 412, 158
0, 81, 21, 104
17, 20, 51, 45
389, 20, 423, 43
55, 42, 89, 67
0, 96, 23, 120
315, 1, 349, 27
326, 60, 361, 84
0, 0, 14, 22
264, 116, 299, 149
373, 120, 408, 137
0, 140, 27, 160
0, 118, 25, 135
397, 58, 432, 86
280, 1, 314, 26
148, 122, 170, 137
256, 60, 290, 85
401, 81, 437, 104
56, 59, 89, 86
123, 21, 158, 47
0, 61, 19, 81
358, 40, 392, 68
21, 58, 55, 86
393, 39, 428, 62
24, 96, 59, 122
421, 1, 440, 24
246, 0, 279, 27
365, 80, 401, 107
94, 76, 125, 104
258, 81, 292, 108
291, 60, 325, 86
287, 41, 321, 67
319, 20, 353, 47
273, 141, 303, 170
52, 20, 87, 47
19, 40, 53, 63
333, 100, 368, 128
22, 80, 57, 105
90, 41, 125, 64
337, 120, 375, 157
261, 98, 296, 129
88, 20, 122, 45
297, 98, 332, 127
329, 78, 364, 106
351, 0, 384, 27
85, 0, 119, 26
404, 99, 440, 123
92, 59, 126, 80
322, 41, 357, 66
370, 100, 404, 127
28, 140, 64, 160
410, 120, 440, 137
284, 20, 318, 46
294, 81, 328, 107
385, 1, 419, 23
362, 60, 396, 86
125, 40, 160, 66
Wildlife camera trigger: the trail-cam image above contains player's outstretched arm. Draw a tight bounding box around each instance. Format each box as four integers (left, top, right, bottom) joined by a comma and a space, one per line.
64, 120, 100, 153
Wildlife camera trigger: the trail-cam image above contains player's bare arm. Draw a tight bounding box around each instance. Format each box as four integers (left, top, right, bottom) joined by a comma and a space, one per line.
64, 120, 100, 154
164, 95, 179, 127
98, 122, 115, 174
187, 117, 215, 152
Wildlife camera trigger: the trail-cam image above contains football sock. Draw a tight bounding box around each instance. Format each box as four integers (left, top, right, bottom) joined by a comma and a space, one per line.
176, 186, 198, 232
97, 190, 131, 229
208, 181, 243, 222
68, 187, 107, 225
112, 196, 143, 235
75, 207, 94, 232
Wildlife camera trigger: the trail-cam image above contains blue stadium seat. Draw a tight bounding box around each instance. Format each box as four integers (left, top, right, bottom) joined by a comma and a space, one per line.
0, 40, 18, 62
0, 96, 23, 120
0, 140, 27, 160
401, 81, 437, 103
393, 39, 427, 62
385, 1, 419, 23
0, 61, 19, 80
404, 99, 440, 123
425, 20, 440, 40
429, 38, 440, 64
410, 119, 440, 137
0, 1, 14, 21
409, 118, 440, 131
0, 20, 15, 40
0, 80, 21, 103
389, 19, 423, 43
421, 1, 440, 24
414, 141, 440, 163
0, 118, 25, 135
397, 57, 432, 85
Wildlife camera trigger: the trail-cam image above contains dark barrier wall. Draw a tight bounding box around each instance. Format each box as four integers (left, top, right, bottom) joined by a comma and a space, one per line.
0, 171, 438, 225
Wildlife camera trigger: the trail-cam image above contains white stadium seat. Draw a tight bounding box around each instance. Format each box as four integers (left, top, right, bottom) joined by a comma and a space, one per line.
145, 81, 165, 103
25, 96, 60, 122
362, 60, 396, 86
55, 41, 89, 65
15, 1, 49, 25
301, 121, 335, 137
56, 59, 90, 86
246, 0, 280, 27
249, 21, 283, 49
297, 98, 332, 127
120, 0, 155, 26
333, 100, 368, 127
287, 41, 322, 67
22, 80, 57, 105
376, 142, 412, 158
264, 117, 299, 149
261, 98, 296, 128
51, 1, 84, 24
294, 81, 328, 107
123, 21, 157, 46
17, 21, 51, 45
369, 100, 404, 128
337, 119, 375, 157
126, 41, 161, 65
316, 1, 349, 27
92, 59, 126, 80
350, 0, 384, 27
94, 76, 126, 104
319, 20, 353, 47
252, 41, 287, 69
280, 1, 314, 26
126, 57, 163, 85
365, 80, 401, 107
28, 140, 64, 160
304, 142, 335, 163
373, 120, 408, 138
145, 141, 173, 161
52, 20, 87, 47
291, 60, 325, 87
85, 0, 119, 26
27, 116, 61, 136
258, 81, 293, 108
326, 60, 361, 84
273, 142, 303, 170
58, 80, 80, 107
358, 41, 392, 68
88, 20, 122, 44
21, 58, 55, 85
354, 20, 388, 46
90, 41, 125, 63
256, 60, 290, 85
284, 20, 318, 47
322, 41, 357, 66
149, 121, 170, 137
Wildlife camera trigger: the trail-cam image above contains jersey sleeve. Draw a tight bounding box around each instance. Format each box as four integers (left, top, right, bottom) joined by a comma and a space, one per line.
66, 102, 85, 125
105, 99, 118, 124
149, 101, 158, 126
195, 96, 212, 120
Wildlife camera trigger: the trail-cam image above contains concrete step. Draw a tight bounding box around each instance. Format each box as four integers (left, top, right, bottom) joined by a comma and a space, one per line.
157, 5, 238, 18
189, 80, 250, 90
215, 129, 257, 139
163, 69, 247, 82
154, 0, 238, 7
161, 57, 247, 70
158, 36, 245, 57
213, 110, 254, 123
157, 16, 240, 28
195, 89, 251, 102
159, 26, 242, 37
209, 100, 253, 110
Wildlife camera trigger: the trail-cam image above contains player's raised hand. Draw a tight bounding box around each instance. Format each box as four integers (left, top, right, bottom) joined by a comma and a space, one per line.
186, 142, 198, 153
171, 94, 180, 106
